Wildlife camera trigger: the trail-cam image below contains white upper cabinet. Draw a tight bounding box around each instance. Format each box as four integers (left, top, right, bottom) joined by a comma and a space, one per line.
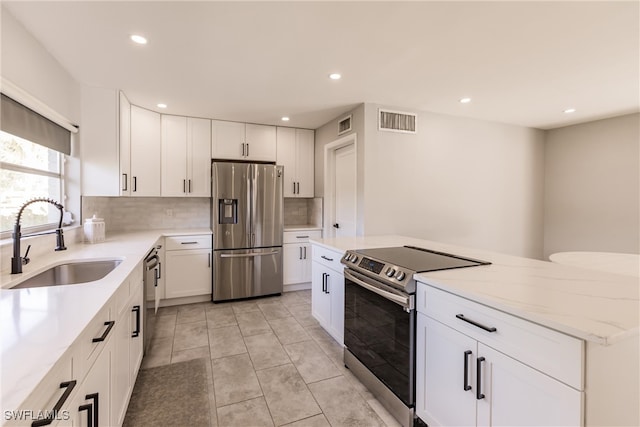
277, 127, 314, 197
129, 105, 161, 196
80, 86, 120, 196
212, 120, 276, 162
245, 123, 277, 161
119, 92, 131, 196
161, 115, 211, 197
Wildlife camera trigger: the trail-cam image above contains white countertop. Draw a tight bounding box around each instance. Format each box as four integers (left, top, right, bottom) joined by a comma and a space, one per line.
549, 251, 639, 277
284, 225, 322, 231
312, 235, 639, 346
0, 229, 211, 414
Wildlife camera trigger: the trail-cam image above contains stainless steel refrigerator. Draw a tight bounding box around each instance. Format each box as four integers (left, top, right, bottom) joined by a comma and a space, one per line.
211, 161, 284, 302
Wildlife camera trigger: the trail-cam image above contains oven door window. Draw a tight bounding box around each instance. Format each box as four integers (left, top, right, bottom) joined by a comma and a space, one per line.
344, 276, 414, 406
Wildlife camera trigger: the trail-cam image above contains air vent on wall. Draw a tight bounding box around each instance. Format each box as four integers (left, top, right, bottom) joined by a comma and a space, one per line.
338, 115, 352, 135
378, 109, 417, 133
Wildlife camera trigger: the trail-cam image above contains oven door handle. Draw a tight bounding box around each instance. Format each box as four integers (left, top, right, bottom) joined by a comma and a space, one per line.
344, 269, 413, 310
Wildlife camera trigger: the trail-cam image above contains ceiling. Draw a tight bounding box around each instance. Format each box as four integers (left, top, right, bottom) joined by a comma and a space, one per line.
3, 1, 639, 130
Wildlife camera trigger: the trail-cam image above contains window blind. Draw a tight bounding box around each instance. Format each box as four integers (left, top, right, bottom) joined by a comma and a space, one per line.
1, 93, 71, 155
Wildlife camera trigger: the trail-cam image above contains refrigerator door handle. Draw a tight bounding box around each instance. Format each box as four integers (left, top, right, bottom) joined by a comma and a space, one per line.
220, 251, 280, 258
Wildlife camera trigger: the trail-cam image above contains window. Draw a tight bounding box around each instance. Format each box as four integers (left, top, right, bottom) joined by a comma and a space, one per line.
0, 130, 64, 233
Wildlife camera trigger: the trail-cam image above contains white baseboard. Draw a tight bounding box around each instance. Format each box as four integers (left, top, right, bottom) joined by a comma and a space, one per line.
284, 282, 311, 292
159, 294, 211, 307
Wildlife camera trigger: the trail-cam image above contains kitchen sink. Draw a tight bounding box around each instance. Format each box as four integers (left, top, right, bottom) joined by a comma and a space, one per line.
11, 260, 123, 289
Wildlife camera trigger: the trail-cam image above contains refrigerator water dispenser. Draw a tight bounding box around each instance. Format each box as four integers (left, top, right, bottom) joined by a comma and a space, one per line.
218, 199, 238, 224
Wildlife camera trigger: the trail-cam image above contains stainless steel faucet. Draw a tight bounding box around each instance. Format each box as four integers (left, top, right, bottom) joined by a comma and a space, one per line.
11, 198, 67, 274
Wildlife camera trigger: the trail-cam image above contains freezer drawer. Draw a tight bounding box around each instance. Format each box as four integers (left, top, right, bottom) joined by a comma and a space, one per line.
213, 247, 283, 302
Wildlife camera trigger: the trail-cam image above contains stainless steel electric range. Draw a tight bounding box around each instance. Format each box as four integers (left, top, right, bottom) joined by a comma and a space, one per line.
341, 245, 491, 427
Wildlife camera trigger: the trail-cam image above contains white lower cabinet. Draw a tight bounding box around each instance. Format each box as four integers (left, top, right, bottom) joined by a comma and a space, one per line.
311, 244, 345, 344
283, 230, 321, 285
416, 283, 583, 427
111, 268, 144, 426
165, 235, 212, 299
69, 341, 111, 427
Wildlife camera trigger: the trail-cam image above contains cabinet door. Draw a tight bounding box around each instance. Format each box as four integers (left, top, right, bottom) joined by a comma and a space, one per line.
211, 120, 245, 160
130, 281, 144, 381
326, 268, 344, 344
81, 86, 120, 196
161, 115, 188, 196
119, 92, 131, 196
111, 308, 131, 426
283, 243, 304, 285
477, 344, 582, 427
276, 127, 297, 197
165, 249, 212, 298
75, 342, 111, 427
187, 117, 211, 197
245, 124, 276, 162
130, 106, 161, 196
311, 261, 331, 328
416, 314, 477, 427
295, 129, 315, 197
301, 243, 313, 283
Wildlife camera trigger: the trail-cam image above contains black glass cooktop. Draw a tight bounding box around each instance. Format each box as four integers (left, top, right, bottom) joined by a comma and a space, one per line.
354, 245, 490, 273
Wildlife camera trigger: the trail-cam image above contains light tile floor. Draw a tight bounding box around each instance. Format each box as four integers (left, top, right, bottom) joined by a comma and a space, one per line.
140, 290, 402, 427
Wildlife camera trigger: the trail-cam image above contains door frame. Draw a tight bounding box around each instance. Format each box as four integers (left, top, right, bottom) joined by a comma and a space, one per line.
323, 133, 357, 238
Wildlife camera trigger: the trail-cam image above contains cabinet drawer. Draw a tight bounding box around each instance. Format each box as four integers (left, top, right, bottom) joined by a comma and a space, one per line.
77, 303, 114, 379
284, 230, 322, 244
165, 234, 212, 250
312, 244, 344, 272
417, 283, 584, 390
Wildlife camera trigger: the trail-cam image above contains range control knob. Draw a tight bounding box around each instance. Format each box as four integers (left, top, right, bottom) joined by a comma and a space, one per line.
386, 268, 396, 277
350, 255, 359, 263
395, 271, 406, 281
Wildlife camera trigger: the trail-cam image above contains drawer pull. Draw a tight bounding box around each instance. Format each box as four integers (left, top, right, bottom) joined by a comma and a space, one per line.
86, 393, 99, 427
181, 241, 198, 245
476, 357, 486, 400
456, 314, 497, 333
78, 404, 93, 427
463, 350, 472, 391
92, 320, 115, 343
296, 235, 309, 239
132, 306, 141, 337
321, 255, 334, 262
31, 380, 77, 427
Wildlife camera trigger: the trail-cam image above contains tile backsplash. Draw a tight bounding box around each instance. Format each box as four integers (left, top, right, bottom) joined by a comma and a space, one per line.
81, 196, 321, 233
82, 197, 210, 232
284, 198, 323, 227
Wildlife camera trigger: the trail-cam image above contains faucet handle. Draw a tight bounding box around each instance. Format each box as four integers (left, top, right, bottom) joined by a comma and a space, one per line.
23, 244, 31, 265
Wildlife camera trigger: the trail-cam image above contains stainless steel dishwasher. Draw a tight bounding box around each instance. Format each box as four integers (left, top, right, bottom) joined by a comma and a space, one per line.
144, 246, 160, 353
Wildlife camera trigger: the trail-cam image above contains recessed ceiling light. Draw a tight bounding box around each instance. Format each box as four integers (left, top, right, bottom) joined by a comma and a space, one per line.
564, 108, 576, 114
329, 73, 341, 80
459, 97, 472, 104
281, 117, 290, 122
130, 35, 147, 45
157, 103, 167, 109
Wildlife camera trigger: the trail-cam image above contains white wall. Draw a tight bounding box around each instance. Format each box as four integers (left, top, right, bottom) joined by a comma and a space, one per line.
363, 104, 545, 258
543, 113, 640, 258
1, 7, 80, 122
315, 103, 546, 258
1, 7, 83, 228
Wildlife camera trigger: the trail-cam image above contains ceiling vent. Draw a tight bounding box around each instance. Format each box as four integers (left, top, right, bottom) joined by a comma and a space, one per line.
378, 109, 417, 134
338, 114, 352, 135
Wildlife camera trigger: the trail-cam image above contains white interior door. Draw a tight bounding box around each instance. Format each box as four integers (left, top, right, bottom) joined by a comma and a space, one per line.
333, 144, 356, 237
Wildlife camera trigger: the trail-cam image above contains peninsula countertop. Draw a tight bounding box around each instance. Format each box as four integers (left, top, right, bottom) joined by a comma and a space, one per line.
312, 235, 639, 346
